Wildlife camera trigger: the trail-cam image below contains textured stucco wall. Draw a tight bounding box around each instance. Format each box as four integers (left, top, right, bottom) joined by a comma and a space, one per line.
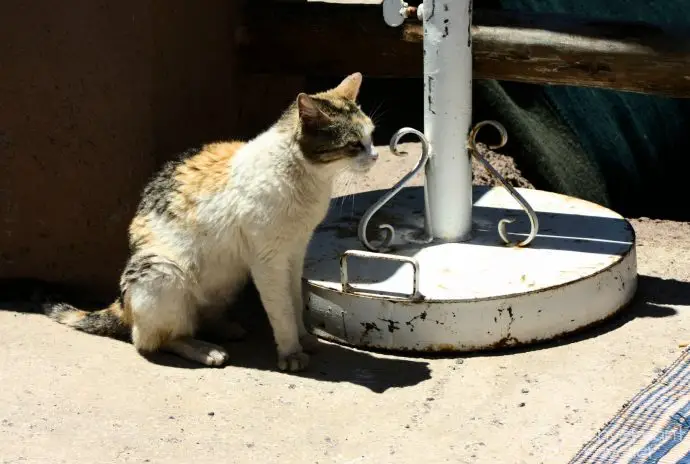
0, 1, 242, 298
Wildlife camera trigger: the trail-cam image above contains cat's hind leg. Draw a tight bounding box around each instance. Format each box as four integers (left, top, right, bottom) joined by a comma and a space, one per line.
162, 337, 229, 366
126, 269, 229, 367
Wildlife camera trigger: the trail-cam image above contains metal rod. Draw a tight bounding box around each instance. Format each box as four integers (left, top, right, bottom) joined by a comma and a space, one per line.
468, 120, 539, 247
340, 249, 424, 301
358, 128, 432, 252
422, 0, 474, 241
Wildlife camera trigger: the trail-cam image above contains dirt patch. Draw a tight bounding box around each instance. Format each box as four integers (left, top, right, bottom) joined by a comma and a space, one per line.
471, 144, 535, 189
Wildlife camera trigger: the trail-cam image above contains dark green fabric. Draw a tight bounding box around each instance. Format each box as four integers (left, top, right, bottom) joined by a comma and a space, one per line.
474, 0, 690, 218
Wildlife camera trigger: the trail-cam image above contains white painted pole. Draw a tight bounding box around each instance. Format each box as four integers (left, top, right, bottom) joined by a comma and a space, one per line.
422, 0, 473, 241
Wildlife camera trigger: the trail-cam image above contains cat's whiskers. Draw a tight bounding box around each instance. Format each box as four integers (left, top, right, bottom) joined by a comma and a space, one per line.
342, 171, 362, 219
335, 171, 355, 217
368, 102, 387, 128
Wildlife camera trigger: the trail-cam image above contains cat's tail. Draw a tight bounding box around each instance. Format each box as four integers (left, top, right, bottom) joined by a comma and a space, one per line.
43, 299, 130, 341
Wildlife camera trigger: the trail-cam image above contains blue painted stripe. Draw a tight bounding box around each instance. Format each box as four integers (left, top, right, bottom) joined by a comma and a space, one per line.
604, 360, 690, 461
571, 352, 690, 463
585, 365, 690, 463
618, 367, 690, 462
675, 448, 690, 463
633, 401, 690, 463
583, 367, 684, 462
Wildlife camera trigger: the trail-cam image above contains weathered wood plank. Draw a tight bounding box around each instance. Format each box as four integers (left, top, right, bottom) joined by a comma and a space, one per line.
238, 2, 690, 98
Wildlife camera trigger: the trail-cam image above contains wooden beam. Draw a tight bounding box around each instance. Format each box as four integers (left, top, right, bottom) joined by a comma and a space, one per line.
237, 2, 690, 98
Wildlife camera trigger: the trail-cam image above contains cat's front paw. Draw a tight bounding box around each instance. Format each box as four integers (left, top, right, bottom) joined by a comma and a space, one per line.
278, 351, 310, 372
300, 333, 322, 353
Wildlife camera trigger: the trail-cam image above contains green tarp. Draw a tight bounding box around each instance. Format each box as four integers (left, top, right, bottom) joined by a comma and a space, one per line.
476, 0, 690, 218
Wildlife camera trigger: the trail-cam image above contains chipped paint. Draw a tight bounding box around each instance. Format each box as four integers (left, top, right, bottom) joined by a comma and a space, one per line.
304, 195, 637, 352
302, 1, 638, 354
361, 321, 381, 337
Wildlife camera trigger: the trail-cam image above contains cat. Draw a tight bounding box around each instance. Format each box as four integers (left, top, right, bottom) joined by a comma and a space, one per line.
42, 72, 378, 372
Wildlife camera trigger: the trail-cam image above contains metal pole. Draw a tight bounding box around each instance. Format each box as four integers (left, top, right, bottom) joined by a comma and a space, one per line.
422, 0, 473, 241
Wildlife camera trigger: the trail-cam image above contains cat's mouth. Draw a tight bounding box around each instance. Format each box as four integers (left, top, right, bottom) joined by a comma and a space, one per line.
352, 158, 377, 173
351, 150, 379, 173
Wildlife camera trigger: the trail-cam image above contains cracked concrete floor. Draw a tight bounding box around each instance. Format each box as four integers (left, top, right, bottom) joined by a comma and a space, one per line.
1, 144, 689, 464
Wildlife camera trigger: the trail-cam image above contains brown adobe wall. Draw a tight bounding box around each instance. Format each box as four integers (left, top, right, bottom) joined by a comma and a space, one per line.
0, 1, 244, 299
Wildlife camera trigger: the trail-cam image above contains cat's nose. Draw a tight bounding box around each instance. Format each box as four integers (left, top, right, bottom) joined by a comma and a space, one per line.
369, 150, 379, 160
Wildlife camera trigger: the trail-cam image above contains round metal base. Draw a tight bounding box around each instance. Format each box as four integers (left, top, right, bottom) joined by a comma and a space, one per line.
303, 186, 637, 353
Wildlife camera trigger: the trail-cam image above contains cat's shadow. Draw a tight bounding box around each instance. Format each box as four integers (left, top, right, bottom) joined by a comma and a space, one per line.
144, 284, 432, 394
146, 334, 431, 394
0, 278, 430, 393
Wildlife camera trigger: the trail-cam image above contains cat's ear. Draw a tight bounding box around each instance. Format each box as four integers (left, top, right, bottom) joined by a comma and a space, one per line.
297, 93, 330, 128
334, 72, 362, 101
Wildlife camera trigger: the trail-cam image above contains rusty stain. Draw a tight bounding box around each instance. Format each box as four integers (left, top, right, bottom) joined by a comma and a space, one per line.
379, 318, 401, 333
315, 293, 633, 354
427, 76, 435, 114
497, 305, 515, 324
488, 336, 520, 349
420, 343, 456, 352
361, 321, 381, 336
405, 311, 427, 332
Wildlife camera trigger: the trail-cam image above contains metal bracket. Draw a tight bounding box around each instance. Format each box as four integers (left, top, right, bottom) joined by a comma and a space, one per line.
382, 0, 421, 27
340, 249, 424, 301
358, 127, 433, 253
468, 120, 540, 247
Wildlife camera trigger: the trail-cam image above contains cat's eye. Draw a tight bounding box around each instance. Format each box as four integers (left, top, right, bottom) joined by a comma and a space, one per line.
347, 141, 365, 152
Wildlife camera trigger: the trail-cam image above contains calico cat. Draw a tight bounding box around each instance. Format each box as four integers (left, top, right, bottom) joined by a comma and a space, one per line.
43, 72, 377, 372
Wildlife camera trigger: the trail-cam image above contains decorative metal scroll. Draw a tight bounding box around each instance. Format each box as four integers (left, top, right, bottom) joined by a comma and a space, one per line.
357, 121, 539, 252
468, 120, 539, 247
357, 128, 433, 252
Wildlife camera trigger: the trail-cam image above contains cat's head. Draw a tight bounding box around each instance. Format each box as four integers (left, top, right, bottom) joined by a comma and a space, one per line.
292, 73, 378, 174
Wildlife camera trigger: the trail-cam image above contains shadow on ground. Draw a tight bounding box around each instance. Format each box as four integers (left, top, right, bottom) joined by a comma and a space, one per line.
0, 278, 431, 394
144, 283, 431, 393
81, 273, 690, 383
145, 336, 431, 394
4, 273, 684, 390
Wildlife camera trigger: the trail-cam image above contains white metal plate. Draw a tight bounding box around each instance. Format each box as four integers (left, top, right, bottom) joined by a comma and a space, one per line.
302, 186, 637, 352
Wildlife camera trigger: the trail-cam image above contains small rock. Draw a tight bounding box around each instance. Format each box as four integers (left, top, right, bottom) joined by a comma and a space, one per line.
455, 359, 464, 365
208, 412, 215, 417
288, 384, 297, 389
521, 388, 529, 394
518, 402, 526, 407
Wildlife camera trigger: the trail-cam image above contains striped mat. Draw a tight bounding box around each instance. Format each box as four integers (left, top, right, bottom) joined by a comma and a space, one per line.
569, 348, 690, 463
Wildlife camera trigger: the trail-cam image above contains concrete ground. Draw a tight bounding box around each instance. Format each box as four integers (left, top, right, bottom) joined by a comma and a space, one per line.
1, 145, 689, 464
